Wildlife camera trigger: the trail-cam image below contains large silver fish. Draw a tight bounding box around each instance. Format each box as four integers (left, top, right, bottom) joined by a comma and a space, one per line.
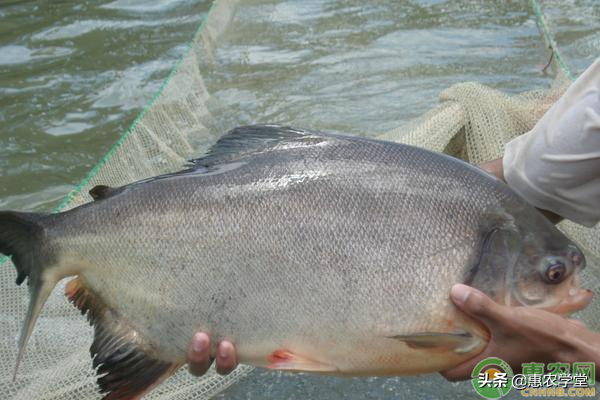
0, 125, 592, 400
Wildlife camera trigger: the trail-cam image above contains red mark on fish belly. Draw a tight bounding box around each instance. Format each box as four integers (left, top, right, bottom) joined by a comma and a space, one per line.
267, 349, 293, 364
266, 349, 337, 372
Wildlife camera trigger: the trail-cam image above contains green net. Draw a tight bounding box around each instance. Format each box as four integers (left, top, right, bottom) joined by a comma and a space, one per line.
1, 0, 598, 399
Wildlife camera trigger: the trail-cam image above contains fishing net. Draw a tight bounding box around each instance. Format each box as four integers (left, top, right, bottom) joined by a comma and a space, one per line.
0, 0, 598, 399
0, 2, 254, 400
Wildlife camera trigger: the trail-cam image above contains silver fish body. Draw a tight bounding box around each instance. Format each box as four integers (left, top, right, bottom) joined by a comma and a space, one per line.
0, 125, 591, 399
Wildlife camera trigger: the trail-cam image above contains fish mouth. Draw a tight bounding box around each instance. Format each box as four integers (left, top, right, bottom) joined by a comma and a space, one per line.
541, 288, 594, 315
507, 272, 594, 316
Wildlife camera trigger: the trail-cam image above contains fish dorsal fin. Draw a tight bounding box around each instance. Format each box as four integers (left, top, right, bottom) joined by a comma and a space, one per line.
89, 185, 120, 201
191, 125, 325, 167
65, 278, 182, 399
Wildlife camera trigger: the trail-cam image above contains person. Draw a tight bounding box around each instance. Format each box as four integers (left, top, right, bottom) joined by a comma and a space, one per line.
186, 58, 600, 380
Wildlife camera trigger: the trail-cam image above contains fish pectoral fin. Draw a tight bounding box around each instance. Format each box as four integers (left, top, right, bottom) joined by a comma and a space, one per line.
388, 331, 476, 352
66, 278, 182, 400
266, 349, 338, 373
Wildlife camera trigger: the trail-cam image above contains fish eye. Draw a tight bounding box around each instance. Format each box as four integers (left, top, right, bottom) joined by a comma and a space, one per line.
545, 262, 567, 284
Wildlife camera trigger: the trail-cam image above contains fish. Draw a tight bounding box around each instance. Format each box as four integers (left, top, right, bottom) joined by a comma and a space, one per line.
0, 125, 592, 400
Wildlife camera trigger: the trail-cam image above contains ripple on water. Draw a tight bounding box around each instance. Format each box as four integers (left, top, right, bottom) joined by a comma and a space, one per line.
0, 0, 208, 205
101, 0, 197, 13
0, 45, 75, 66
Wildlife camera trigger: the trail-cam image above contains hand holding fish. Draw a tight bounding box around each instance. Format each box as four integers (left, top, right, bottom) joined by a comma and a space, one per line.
442, 284, 600, 381
187, 283, 600, 381
187, 332, 237, 376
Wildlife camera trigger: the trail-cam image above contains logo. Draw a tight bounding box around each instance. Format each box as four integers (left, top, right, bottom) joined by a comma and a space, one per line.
573, 363, 595, 386
472, 357, 514, 398
471, 359, 595, 398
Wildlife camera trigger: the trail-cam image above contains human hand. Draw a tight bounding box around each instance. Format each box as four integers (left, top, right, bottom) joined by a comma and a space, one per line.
441, 284, 598, 381
479, 158, 505, 182
187, 332, 238, 376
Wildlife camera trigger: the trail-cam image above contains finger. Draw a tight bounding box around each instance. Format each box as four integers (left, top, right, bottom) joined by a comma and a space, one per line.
450, 284, 508, 327
568, 318, 587, 329
441, 357, 483, 381
187, 332, 214, 376
441, 364, 475, 382
478, 158, 504, 181
215, 340, 238, 375
441, 345, 498, 382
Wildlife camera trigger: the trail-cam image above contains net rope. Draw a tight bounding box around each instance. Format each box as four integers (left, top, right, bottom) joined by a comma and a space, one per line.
1, 0, 598, 399
529, 0, 575, 81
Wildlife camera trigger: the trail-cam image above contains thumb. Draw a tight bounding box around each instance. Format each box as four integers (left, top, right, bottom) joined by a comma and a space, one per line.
450, 284, 507, 328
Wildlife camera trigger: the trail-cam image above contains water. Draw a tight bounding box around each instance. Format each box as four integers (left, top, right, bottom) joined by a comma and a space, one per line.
1, 0, 599, 399
0, 0, 211, 211
203, 0, 551, 134
1, 0, 597, 213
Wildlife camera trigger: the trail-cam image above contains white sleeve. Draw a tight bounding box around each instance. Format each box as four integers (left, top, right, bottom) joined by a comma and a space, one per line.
503, 58, 600, 227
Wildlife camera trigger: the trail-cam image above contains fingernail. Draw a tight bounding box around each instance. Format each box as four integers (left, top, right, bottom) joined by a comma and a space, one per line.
451, 284, 471, 306
192, 333, 209, 353
219, 343, 231, 359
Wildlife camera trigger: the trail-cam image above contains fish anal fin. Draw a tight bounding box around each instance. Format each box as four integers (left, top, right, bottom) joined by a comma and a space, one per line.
65, 278, 182, 400
389, 331, 479, 353
97, 346, 180, 400
266, 349, 337, 373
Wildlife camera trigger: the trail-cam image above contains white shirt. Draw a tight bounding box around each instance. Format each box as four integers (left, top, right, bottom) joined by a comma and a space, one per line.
503, 58, 600, 227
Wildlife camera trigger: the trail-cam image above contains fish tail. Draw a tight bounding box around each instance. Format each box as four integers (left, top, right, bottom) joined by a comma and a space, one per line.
1, 211, 182, 398
0, 211, 64, 380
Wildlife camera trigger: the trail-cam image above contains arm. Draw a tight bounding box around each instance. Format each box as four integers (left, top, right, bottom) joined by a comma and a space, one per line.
479, 158, 563, 224
442, 284, 600, 380
499, 58, 600, 228
447, 60, 600, 379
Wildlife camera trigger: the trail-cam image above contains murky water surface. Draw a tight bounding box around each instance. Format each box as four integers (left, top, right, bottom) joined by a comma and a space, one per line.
1, 0, 599, 399
2, 0, 597, 214
0, 0, 210, 210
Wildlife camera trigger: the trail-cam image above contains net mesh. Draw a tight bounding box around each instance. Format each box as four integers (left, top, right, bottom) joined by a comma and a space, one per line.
1, 0, 598, 399
1, 2, 255, 399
